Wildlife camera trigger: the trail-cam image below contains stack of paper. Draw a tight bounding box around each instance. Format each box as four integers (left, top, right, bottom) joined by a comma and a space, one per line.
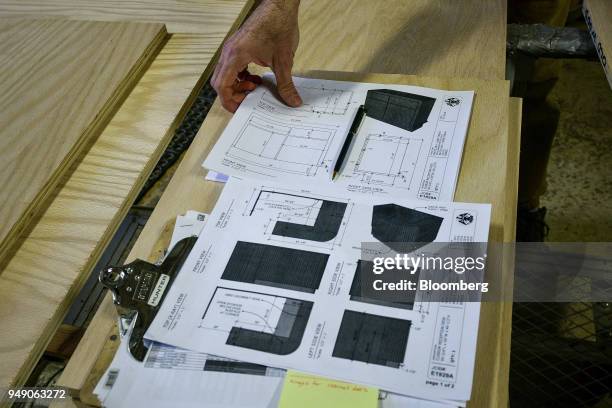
96, 213, 465, 408
144, 179, 489, 406
98, 76, 489, 407
203, 74, 473, 201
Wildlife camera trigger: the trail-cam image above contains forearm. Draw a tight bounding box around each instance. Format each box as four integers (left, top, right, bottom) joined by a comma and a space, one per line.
245, 0, 300, 38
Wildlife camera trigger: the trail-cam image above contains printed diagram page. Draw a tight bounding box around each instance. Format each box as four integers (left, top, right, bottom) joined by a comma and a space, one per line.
145, 178, 491, 403
95, 323, 285, 408
203, 74, 474, 201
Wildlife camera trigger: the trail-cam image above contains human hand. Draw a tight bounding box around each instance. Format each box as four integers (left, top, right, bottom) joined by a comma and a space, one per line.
212, 0, 302, 112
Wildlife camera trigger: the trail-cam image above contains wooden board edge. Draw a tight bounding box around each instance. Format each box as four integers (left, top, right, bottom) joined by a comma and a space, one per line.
488, 97, 521, 407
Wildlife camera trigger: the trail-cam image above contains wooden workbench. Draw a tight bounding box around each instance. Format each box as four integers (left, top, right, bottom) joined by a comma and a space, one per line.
4, 1, 518, 407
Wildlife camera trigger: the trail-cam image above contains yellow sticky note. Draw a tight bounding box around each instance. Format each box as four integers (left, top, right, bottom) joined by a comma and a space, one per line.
278, 370, 378, 408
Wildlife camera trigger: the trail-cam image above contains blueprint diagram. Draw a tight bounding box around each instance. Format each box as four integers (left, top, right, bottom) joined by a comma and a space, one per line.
332, 311, 411, 368
221, 241, 328, 293
203, 74, 474, 201
364, 89, 435, 132
145, 178, 491, 403
353, 132, 424, 189
245, 187, 353, 250
96, 205, 460, 408
200, 287, 313, 355
227, 112, 339, 177
259, 85, 354, 117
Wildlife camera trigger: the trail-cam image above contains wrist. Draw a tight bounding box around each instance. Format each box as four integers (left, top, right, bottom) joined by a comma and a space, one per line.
261, 0, 300, 15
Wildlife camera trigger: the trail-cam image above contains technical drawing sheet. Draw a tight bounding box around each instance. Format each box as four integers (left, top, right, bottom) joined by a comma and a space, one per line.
95, 323, 286, 408
203, 74, 474, 201
145, 178, 491, 404
96, 212, 458, 408
97, 339, 457, 408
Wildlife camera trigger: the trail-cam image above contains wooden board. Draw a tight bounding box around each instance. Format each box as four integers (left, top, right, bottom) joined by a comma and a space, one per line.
0, 28, 248, 390
0, 0, 505, 75
0, 0, 249, 34
0, 18, 166, 270
297, 0, 506, 80
583, 0, 612, 88
69, 71, 512, 407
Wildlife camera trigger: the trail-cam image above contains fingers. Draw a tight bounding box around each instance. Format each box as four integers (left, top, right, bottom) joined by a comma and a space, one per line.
238, 69, 263, 85
212, 59, 239, 112
235, 80, 258, 92
272, 54, 302, 107
212, 60, 261, 113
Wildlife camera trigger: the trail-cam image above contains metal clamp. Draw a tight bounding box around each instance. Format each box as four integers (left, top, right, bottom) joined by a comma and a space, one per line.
99, 236, 197, 360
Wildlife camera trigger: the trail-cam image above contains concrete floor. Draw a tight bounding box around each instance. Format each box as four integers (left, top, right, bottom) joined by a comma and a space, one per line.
540, 59, 612, 242
510, 58, 612, 408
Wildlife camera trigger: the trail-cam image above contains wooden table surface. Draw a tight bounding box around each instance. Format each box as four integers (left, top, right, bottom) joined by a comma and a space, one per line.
0, 0, 248, 34
0, 1, 253, 395
8, 1, 518, 406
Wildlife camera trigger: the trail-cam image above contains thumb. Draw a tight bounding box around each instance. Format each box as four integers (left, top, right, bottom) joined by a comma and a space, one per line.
273, 58, 302, 107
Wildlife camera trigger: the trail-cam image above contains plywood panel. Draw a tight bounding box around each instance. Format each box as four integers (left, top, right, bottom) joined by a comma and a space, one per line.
0, 1, 505, 75
0, 31, 231, 389
0, 0, 248, 34
0, 19, 166, 269
296, 0, 506, 80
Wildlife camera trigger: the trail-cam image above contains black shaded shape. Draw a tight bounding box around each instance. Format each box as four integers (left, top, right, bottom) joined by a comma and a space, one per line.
364, 89, 436, 132
222, 241, 328, 293
227, 298, 313, 355
371, 204, 443, 252
350, 260, 417, 309
204, 360, 268, 376
332, 311, 411, 368
272, 200, 347, 242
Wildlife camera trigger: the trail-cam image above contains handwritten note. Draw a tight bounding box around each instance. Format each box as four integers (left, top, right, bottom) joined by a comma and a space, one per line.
278, 370, 378, 408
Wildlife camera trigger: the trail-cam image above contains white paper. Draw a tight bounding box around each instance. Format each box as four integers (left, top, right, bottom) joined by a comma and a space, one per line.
203, 74, 474, 201
95, 335, 285, 408
97, 337, 457, 408
169, 211, 208, 251
145, 178, 490, 403
95, 207, 460, 408
94, 215, 285, 408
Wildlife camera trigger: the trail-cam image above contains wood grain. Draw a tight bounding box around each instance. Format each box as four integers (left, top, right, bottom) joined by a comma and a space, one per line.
0, 32, 224, 390
0, 0, 248, 34
296, 0, 506, 80
0, 18, 166, 270
48, 399, 86, 408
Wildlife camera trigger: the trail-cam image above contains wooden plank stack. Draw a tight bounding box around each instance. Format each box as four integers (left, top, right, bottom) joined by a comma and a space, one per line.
0, 18, 167, 268
0, 0, 253, 391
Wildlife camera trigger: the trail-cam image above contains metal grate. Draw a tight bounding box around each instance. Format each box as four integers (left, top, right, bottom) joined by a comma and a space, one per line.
510, 302, 612, 407
138, 82, 217, 197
